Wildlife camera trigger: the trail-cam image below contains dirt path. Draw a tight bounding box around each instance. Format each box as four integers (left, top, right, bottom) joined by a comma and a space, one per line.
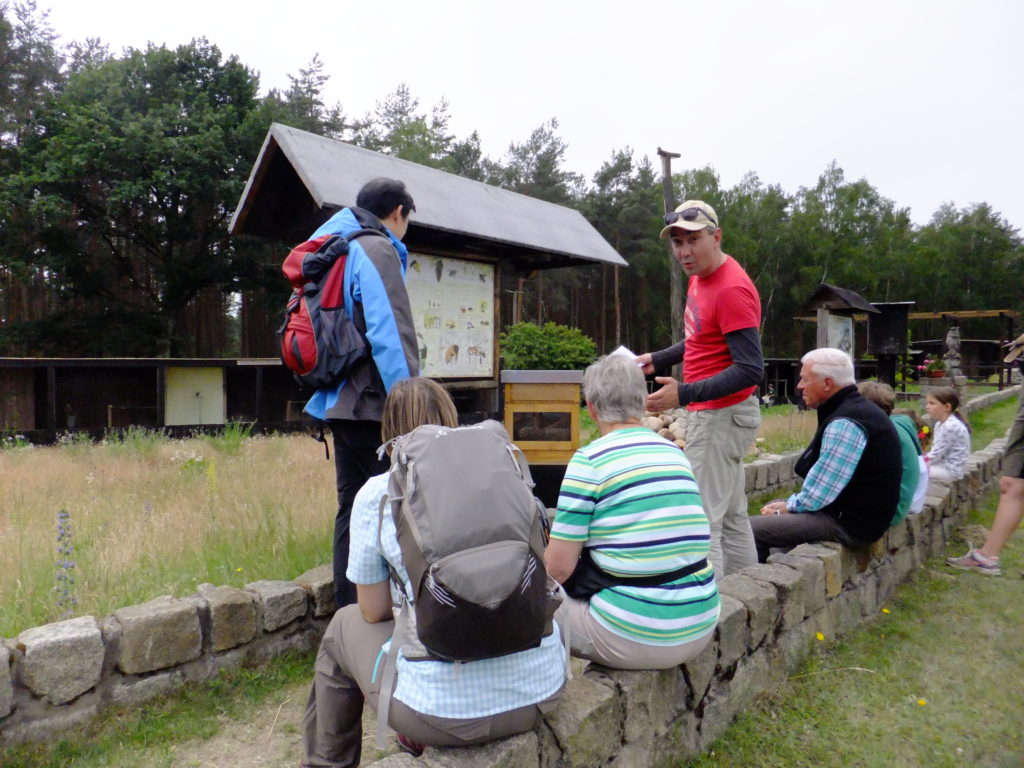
126, 680, 397, 768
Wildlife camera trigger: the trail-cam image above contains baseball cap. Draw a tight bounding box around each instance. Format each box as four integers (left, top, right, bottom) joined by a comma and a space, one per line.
659, 200, 719, 238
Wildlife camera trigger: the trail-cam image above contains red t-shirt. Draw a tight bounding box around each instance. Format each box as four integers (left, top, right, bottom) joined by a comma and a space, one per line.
682, 255, 761, 411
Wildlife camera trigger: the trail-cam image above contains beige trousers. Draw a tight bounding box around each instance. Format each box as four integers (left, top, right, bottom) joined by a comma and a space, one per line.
555, 596, 712, 669
683, 395, 760, 577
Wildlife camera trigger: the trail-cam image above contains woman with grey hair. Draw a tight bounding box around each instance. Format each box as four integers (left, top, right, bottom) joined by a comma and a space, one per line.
544, 354, 720, 669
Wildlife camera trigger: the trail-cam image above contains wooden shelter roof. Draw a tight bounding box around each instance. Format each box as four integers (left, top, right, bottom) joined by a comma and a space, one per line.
228, 123, 626, 271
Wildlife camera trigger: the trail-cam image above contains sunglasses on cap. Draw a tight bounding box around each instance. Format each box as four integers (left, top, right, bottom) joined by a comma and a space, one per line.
663, 206, 718, 228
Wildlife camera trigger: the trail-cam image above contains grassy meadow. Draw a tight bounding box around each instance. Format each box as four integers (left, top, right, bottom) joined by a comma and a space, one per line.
3, 390, 1017, 638
0, 426, 335, 637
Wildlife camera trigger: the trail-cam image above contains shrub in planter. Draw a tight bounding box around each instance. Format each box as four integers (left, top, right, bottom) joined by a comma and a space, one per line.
499, 322, 596, 370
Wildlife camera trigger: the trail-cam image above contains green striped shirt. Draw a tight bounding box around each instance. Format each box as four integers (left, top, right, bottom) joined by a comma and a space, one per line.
551, 428, 719, 645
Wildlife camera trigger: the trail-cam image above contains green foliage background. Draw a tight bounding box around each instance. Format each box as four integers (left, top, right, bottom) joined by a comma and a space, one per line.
1, 2, 1022, 360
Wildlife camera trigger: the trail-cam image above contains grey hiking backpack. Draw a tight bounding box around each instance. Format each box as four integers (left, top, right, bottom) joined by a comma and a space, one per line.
380, 419, 559, 662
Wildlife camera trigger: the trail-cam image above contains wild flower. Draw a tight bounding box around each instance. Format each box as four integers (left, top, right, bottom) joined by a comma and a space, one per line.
172, 448, 209, 473
1, 433, 32, 450
55, 509, 78, 619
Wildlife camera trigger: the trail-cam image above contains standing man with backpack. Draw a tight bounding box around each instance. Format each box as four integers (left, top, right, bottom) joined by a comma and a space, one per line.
304, 178, 420, 609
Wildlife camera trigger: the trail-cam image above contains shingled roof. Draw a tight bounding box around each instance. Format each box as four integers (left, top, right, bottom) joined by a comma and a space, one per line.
229, 123, 626, 271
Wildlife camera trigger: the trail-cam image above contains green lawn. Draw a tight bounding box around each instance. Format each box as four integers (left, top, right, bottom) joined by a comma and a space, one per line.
684, 489, 1024, 768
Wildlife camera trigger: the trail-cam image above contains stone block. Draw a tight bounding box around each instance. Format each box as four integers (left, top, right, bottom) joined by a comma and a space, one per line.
604, 667, 683, 743
726, 648, 774, 713
926, 477, 950, 497
114, 596, 201, 675
714, 594, 747, 672
0, 703, 98, 744
110, 669, 185, 707
695, 651, 773, 751
806, 605, 836, 644
422, 730, 536, 768
246, 579, 308, 632
295, 564, 337, 618
694, 685, 734, 751
780, 452, 800, 482
762, 454, 781, 486
196, 583, 258, 652
930, 524, 948, 560
607, 739, 653, 768
751, 460, 770, 490
537, 720, 562, 768
877, 562, 897, 605
16, 616, 104, 705
544, 673, 620, 768
744, 463, 756, 493
775, 621, 812, 675
905, 513, 926, 547
892, 547, 915, 584
0, 644, 12, 717
650, 711, 702, 767
888, 521, 908, 552
744, 563, 805, 630
787, 543, 843, 597
869, 536, 887, 561
820, 541, 859, 582
682, 636, 717, 708
767, 552, 825, 616
856, 573, 880, 618
833, 588, 862, 635
717, 574, 778, 649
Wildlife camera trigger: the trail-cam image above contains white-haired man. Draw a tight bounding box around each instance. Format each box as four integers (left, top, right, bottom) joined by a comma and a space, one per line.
751, 348, 902, 561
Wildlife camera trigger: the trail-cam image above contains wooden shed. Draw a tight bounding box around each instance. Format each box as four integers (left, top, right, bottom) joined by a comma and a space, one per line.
229, 123, 626, 418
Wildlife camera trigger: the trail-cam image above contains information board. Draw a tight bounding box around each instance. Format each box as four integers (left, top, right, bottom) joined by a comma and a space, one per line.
406, 254, 495, 378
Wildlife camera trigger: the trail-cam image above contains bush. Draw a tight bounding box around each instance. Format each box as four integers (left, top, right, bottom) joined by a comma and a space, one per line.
499, 322, 597, 370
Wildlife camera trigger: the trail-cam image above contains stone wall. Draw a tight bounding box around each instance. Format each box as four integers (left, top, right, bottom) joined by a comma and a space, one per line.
1, 385, 1017, 756
0, 568, 337, 744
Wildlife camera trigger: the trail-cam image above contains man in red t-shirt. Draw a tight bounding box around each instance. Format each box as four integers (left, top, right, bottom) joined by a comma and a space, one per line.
637, 200, 764, 578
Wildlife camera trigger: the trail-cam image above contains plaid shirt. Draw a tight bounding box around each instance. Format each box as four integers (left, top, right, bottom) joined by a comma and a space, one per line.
348, 473, 565, 719
786, 418, 867, 513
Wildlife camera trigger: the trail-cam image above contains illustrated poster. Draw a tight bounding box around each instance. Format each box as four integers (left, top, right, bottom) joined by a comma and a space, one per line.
406, 254, 494, 377
826, 313, 854, 355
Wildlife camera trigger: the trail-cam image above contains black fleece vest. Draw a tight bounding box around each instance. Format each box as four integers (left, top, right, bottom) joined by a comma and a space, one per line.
794, 385, 901, 543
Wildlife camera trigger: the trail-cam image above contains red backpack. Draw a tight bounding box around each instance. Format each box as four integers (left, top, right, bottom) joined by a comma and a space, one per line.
277, 229, 382, 389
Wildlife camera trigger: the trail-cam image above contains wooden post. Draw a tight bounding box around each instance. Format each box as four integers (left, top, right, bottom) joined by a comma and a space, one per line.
816, 308, 830, 349
657, 147, 683, 345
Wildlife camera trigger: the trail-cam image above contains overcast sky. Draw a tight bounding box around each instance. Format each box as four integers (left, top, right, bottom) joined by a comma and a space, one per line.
37, 0, 1024, 231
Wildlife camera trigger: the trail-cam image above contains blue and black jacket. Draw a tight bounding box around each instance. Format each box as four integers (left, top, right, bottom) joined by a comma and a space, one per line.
304, 207, 419, 422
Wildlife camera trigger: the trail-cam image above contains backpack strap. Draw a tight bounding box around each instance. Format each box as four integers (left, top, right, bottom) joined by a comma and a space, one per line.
375, 599, 408, 751
312, 421, 330, 461
505, 442, 536, 489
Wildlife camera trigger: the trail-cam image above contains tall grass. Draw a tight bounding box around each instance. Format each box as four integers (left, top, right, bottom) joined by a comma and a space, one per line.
0, 430, 335, 637
755, 405, 817, 455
